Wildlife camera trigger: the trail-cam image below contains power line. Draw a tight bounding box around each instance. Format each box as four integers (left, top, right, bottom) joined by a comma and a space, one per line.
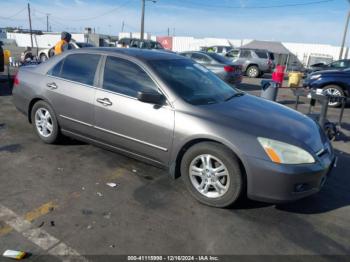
173, 0, 334, 9
0, 7, 26, 19
33, 0, 135, 21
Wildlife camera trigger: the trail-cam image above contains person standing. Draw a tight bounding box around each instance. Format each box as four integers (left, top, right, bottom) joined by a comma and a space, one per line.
0, 41, 4, 73
54, 32, 72, 55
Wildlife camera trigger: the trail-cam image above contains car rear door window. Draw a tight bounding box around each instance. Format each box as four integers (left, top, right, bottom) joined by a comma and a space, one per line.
191, 53, 212, 63
58, 54, 101, 86
103, 56, 158, 97
255, 51, 268, 59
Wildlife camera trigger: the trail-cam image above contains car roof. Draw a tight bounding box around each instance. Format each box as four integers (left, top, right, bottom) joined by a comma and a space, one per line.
71, 47, 182, 61
232, 48, 269, 52
206, 45, 231, 48
181, 51, 208, 54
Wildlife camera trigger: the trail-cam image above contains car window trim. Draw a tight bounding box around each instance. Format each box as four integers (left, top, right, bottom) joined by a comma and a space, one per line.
99, 54, 173, 108
47, 74, 97, 89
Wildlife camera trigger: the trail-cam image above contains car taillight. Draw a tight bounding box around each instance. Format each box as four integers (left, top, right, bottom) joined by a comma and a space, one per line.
224, 66, 235, 72
13, 73, 20, 86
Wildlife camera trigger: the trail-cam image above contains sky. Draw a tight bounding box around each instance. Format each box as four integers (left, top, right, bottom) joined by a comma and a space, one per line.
0, 0, 349, 46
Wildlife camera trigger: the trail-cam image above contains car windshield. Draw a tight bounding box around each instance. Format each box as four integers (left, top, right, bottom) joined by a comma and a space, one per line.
149, 41, 163, 49
148, 59, 239, 105
206, 52, 231, 64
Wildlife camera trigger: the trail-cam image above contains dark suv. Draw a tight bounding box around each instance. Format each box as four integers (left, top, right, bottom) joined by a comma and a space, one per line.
225, 48, 274, 78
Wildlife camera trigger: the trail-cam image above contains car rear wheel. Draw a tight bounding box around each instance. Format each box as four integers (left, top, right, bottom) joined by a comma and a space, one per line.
181, 142, 244, 207
246, 65, 260, 78
31, 101, 60, 144
322, 85, 345, 107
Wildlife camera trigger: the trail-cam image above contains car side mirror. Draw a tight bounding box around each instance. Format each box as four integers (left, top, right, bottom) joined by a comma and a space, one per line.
137, 91, 166, 105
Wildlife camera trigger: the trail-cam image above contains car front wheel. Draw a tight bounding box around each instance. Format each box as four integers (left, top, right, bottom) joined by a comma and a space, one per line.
181, 142, 244, 207
39, 53, 48, 62
31, 101, 60, 144
323, 85, 345, 107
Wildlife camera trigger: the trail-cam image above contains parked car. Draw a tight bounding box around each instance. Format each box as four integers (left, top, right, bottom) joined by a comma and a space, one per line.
225, 48, 274, 78
306, 59, 350, 74
12, 48, 335, 207
200, 45, 233, 55
38, 41, 95, 62
303, 69, 350, 107
180, 51, 242, 84
118, 38, 164, 50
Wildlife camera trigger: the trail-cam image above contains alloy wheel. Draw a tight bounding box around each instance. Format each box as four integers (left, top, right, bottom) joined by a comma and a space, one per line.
324, 87, 342, 106
35, 108, 53, 138
248, 67, 258, 78
189, 154, 230, 199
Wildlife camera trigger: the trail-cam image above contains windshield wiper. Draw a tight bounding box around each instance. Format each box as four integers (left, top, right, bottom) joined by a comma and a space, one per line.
224, 92, 245, 101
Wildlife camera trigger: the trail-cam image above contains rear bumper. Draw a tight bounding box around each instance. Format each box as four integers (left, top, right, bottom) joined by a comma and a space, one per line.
12, 86, 29, 117
262, 68, 273, 73
223, 74, 242, 84
245, 154, 335, 203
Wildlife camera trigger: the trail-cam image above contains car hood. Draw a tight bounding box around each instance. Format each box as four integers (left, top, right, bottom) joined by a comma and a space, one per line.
312, 69, 346, 75
198, 94, 325, 153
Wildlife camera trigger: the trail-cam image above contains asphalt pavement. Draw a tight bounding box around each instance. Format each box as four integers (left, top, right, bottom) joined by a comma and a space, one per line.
0, 76, 350, 261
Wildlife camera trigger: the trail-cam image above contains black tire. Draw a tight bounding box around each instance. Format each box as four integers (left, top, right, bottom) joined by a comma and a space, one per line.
31, 101, 61, 144
181, 142, 244, 208
39, 53, 48, 62
246, 65, 260, 78
48, 48, 55, 58
322, 85, 345, 108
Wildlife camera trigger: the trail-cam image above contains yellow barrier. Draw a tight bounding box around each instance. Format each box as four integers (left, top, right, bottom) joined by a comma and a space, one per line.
288, 72, 303, 88
3, 50, 11, 65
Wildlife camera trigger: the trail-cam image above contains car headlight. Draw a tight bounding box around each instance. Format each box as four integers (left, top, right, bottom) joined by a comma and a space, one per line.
310, 74, 321, 80
257, 137, 315, 164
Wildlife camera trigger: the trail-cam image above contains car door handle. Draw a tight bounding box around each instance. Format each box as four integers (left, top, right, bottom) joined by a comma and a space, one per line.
46, 82, 58, 89
96, 98, 113, 106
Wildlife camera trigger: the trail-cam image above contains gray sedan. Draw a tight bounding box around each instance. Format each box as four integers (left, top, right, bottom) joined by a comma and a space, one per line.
180, 51, 242, 85
12, 48, 335, 207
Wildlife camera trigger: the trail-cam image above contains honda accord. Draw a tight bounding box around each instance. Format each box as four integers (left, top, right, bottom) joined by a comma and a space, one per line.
12, 48, 335, 207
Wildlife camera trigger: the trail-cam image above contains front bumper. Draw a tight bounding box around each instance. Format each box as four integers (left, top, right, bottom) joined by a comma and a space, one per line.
245, 153, 336, 203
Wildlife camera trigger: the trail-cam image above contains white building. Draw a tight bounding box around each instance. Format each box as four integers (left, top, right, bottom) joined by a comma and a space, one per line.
6, 32, 85, 49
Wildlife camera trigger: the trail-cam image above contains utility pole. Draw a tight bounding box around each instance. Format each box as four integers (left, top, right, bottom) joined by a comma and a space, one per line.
167, 27, 169, 36
46, 14, 50, 32
140, 0, 156, 40
339, 1, 350, 59
339, 10, 350, 59
27, 3, 33, 48
121, 21, 125, 32
140, 0, 145, 40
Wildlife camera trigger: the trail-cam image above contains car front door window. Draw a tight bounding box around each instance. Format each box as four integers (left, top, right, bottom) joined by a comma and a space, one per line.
226, 50, 239, 58
240, 50, 251, 58
103, 56, 158, 97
